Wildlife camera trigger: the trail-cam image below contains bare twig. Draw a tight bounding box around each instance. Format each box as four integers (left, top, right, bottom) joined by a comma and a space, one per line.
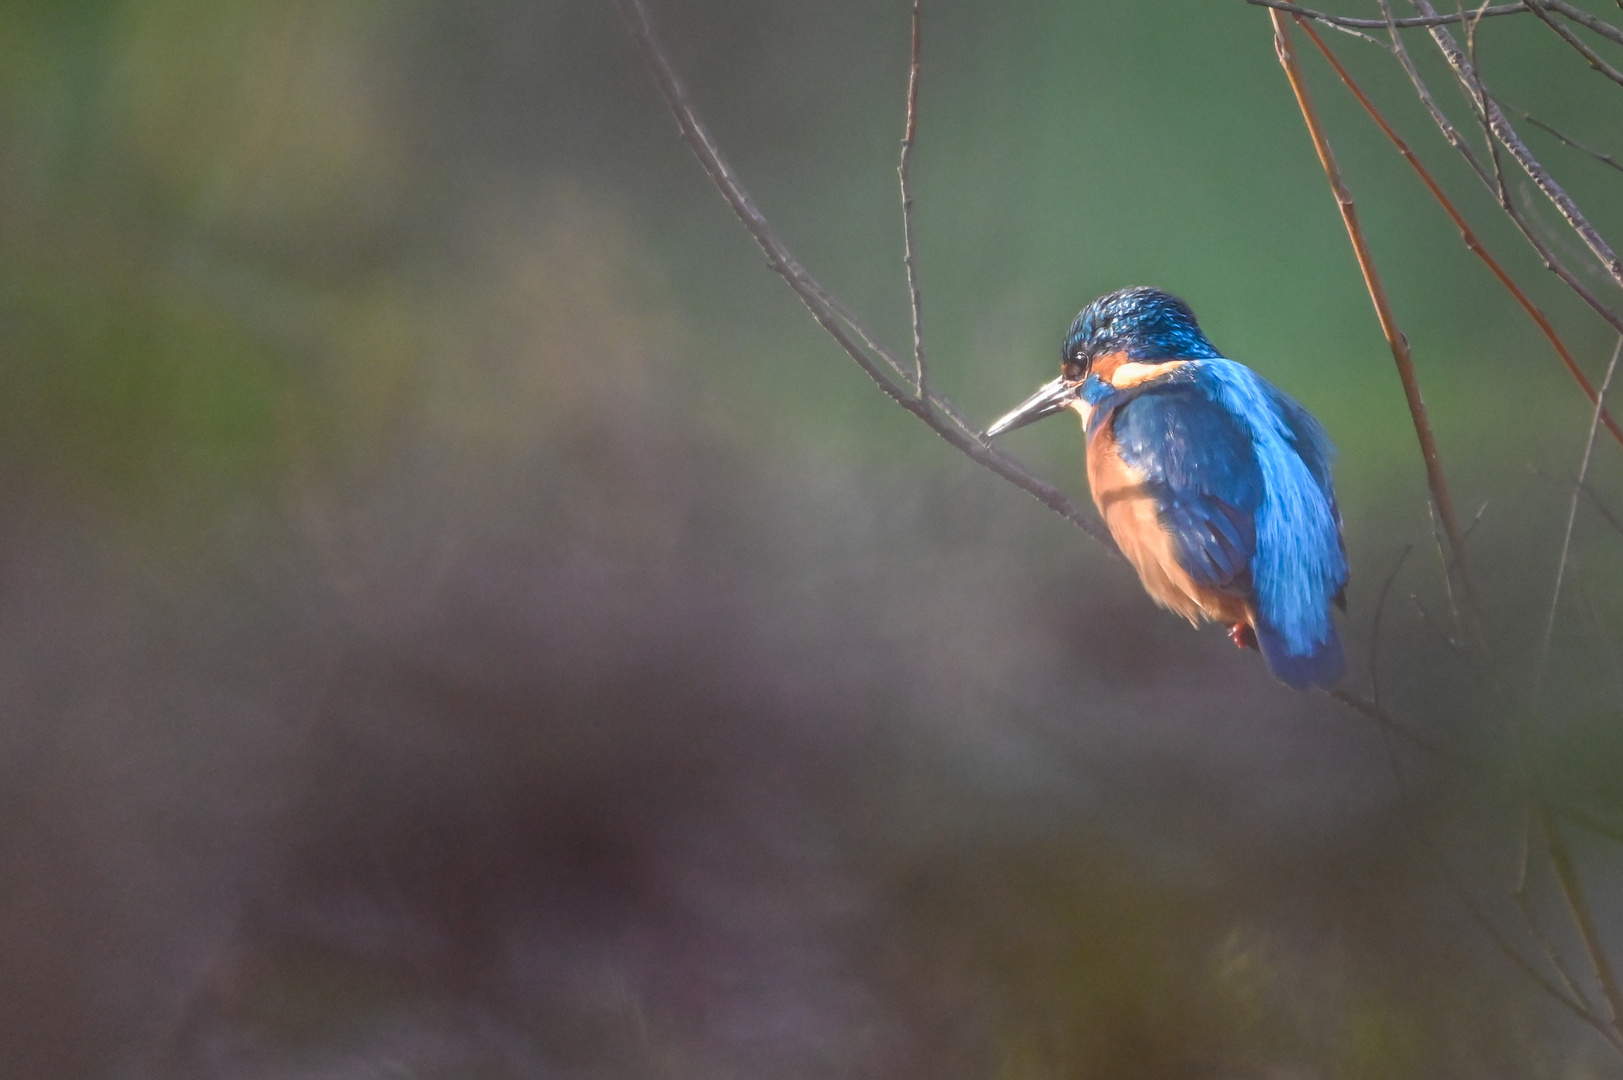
1247, 0, 1528, 28
1579, 481, 1623, 540
1544, 0, 1623, 46
1512, 861, 1601, 1018
1272, 12, 1482, 623
1561, 802, 1623, 845
1371, 703, 1623, 1049
1464, 3, 1515, 211
612, 0, 1117, 548
1413, 0, 1623, 294
1326, 687, 1466, 762
1536, 337, 1622, 703
1380, 0, 1623, 339
1541, 807, 1623, 1035
1322, 550, 1473, 770
1368, 546, 1412, 710
1511, 807, 1598, 1017
899, 0, 929, 404
1425, 501, 1465, 637
1298, 17, 1623, 1025
1519, 109, 1623, 176
1525, 0, 1623, 87
1410, 594, 1465, 655
1294, 19, 1623, 449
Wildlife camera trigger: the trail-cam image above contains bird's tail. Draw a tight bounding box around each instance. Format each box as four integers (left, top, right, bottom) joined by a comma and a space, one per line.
1254, 618, 1344, 690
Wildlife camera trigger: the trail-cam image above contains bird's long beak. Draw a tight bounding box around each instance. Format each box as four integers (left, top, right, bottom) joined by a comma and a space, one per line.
985, 376, 1076, 438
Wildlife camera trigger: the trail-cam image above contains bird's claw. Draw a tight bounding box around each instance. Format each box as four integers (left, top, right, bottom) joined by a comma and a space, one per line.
1229, 623, 1258, 651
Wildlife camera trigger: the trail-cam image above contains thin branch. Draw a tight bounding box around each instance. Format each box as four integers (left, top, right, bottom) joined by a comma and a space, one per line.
1515, 805, 1534, 896
1326, 687, 1467, 762
1380, 0, 1623, 339
1519, 108, 1623, 177
1413, 0, 1623, 294
1512, 862, 1601, 1018
1272, 12, 1483, 625
1525, 0, 1623, 87
1371, 703, 1623, 1050
1426, 501, 1465, 638
1561, 802, 1623, 846
1510, 805, 1599, 1019
1544, 0, 1623, 47
611, 0, 1117, 549
1410, 594, 1465, 655
1368, 545, 1412, 711
1465, 3, 1516, 213
1325, 555, 1470, 771
1536, 337, 1622, 704
899, 0, 929, 403
619, 0, 967, 439
1247, 0, 1529, 29
1579, 480, 1623, 540
1294, 18, 1623, 449
1541, 806, 1623, 1035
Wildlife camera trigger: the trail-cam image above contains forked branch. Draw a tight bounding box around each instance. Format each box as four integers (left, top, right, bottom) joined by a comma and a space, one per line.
1412, 0, 1623, 293
1246, 0, 1527, 28
1376, 0, 1623, 341
611, 0, 1116, 550
1290, 18, 1623, 450
1523, 0, 1623, 88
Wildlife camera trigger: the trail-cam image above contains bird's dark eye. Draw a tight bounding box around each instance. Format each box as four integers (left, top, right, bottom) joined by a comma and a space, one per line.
1063, 359, 1085, 381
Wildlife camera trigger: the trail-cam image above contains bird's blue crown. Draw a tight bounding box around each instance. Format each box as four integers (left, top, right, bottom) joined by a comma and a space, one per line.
1063, 286, 1223, 364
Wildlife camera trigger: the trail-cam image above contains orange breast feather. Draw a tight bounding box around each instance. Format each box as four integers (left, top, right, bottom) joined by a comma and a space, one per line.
1086, 423, 1251, 629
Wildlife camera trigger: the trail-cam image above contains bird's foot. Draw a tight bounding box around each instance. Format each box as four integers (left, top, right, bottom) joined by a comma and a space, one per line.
1229, 623, 1258, 651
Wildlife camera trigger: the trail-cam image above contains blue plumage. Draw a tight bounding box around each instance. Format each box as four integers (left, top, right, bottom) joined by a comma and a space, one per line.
1110, 382, 1261, 589
1064, 287, 1222, 362
988, 287, 1348, 690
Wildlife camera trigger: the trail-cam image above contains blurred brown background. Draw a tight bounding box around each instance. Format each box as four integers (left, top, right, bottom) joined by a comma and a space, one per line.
3, 1, 1623, 1076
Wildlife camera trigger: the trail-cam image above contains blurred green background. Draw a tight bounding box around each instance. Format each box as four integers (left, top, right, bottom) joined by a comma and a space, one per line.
3, 0, 1623, 1077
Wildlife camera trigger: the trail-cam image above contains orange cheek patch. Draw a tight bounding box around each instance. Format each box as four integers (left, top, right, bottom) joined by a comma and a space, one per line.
1108, 359, 1186, 390
1087, 351, 1132, 383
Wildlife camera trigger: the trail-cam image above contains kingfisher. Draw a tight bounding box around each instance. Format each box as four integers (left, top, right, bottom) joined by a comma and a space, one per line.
987, 286, 1348, 689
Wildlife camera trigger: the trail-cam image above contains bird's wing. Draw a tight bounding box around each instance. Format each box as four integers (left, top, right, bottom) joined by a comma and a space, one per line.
1192, 359, 1350, 648
1110, 382, 1265, 591
1262, 382, 1338, 513
1258, 378, 1348, 605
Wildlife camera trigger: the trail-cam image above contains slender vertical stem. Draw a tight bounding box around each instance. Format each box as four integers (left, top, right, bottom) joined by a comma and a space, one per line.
1536, 337, 1622, 703
1368, 547, 1412, 710
1270, 12, 1482, 619
1541, 807, 1623, 1035
899, 0, 929, 404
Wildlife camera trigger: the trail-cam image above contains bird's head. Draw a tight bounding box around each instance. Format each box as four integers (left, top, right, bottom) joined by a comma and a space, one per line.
1063, 286, 1220, 368
986, 286, 1218, 437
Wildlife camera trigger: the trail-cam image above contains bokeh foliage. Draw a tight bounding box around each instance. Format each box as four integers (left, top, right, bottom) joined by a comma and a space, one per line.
2, 1, 1623, 1077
